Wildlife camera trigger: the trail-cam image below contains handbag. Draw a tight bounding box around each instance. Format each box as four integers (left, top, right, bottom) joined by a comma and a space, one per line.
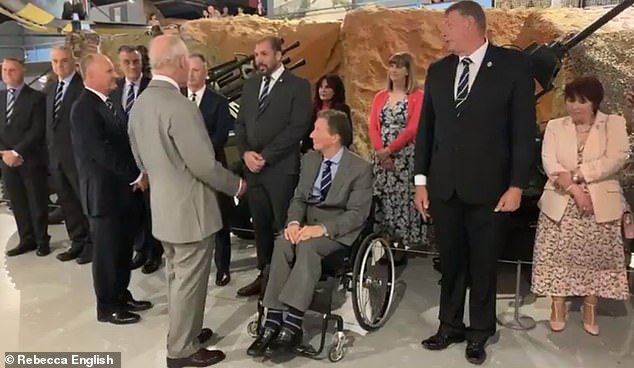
622, 211, 634, 240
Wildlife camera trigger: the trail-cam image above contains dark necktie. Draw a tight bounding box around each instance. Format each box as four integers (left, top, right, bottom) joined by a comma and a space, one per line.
191, 92, 197, 103
54, 81, 65, 121
6, 88, 16, 124
125, 82, 135, 114
258, 76, 270, 111
105, 98, 114, 113
455, 57, 472, 112
319, 160, 333, 202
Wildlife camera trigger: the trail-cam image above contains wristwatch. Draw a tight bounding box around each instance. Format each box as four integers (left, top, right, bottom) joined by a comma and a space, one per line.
572, 172, 581, 184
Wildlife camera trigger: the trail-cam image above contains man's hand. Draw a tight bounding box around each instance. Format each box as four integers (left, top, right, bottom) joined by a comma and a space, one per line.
376, 147, 391, 162
297, 225, 326, 242
237, 179, 247, 197
243, 151, 265, 173
494, 187, 523, 212
1, 151, 23, 167
414, 185, 430, 221
284, 223, 301, 244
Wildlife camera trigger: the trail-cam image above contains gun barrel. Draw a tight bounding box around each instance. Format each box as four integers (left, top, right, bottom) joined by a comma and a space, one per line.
282, 41, 300, 55
211, 56, 254, 81
288, 58, 306, 71
562, 0, 634, 52
209, 58, 238, 74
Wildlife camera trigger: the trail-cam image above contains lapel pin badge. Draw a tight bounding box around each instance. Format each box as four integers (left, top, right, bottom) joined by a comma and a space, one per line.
486, 61, 493, 68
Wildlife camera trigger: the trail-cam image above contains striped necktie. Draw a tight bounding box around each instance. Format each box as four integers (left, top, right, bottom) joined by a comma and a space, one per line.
455, 57, 472, 113
258, 76, 270, 111
125, 82, 135, 114
319, 160, 333, 202
54, 81, 65, 121
6, 88, 16, 124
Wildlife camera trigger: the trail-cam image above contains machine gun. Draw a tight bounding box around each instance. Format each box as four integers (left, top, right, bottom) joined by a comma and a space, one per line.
524, 0, 634, 99
207, 40, 304, 103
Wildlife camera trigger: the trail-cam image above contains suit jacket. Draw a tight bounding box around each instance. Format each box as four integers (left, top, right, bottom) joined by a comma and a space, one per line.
0, 85, 46, 166
414, 44, 536, 205
109, 76, 151, 123
128, 79, 241, 244
44, 73, 84, 171
183, 86, 232, 166
539, 112, 629, 223
286, 148, 373, 246
70, 89, 141, 217
235, 69, 312, 175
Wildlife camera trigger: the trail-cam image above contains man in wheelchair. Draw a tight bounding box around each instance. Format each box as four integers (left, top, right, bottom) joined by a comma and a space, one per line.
246, 110, 373, 358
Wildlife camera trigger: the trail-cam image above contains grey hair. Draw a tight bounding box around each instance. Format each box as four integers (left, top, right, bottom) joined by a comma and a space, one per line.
51, 44, 74, 56
79, 53, 99, 79
149, 36, 189, 70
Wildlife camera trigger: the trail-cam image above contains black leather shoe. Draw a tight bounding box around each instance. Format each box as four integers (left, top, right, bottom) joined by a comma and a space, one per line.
421, 332, 465, 351
216, 271, 231, 287
48, 207, 64, 224
124, 298, 153, 312
265, 327, 303, 357
246, 326, 279, 357
56, 248, 81, 262
97, 311, 140, 325
167, 348, 225, 368
76, 254, 92, 264
237, 275, 262, 297
6, 244, 36, 257
130, 252, 146, 270
36, 246, 51, 257
465, 341, 487, 365
197, 328, 213, 345
141, 259, 161, 274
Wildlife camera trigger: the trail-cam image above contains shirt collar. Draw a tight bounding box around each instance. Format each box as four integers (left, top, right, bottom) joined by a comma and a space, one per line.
266, 64, 285, 82
125, 75, 143, 87
84, 86, 109, 103
188, 85, 206, 97
6, 83, 24, 93
323, 147, 344, 165
152, 75, 180, 90
59, 72, 75, 86
460, 39, 488, 65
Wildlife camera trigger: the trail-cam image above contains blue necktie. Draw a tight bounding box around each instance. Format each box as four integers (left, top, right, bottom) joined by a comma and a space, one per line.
319, 160, 333, 202
54, 81, 64, 121
6, 88, 16, 124
125, 82, 135, 114
455, 57, 472, 112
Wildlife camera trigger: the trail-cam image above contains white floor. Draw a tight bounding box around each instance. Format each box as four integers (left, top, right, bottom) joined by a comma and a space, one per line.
0, 205, 633, 368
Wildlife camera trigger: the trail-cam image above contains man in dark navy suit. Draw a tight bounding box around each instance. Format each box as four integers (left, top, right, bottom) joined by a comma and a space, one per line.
109, 45, 161, 274
185, 53, 233, 286
1, 58, 50, 257
71, 53, 152, 325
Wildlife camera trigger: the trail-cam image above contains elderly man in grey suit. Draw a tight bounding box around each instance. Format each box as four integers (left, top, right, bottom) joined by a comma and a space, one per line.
247, 110, 373, 358
127, 35, 245, 368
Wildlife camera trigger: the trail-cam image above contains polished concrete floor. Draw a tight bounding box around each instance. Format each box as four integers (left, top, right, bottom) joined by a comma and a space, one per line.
0, 205, 633, 368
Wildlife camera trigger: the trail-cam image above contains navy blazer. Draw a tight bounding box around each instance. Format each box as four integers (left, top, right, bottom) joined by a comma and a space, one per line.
70, 89, 140, 217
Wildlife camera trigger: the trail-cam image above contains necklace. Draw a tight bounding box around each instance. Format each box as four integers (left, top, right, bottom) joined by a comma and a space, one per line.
575, 124, 592, 133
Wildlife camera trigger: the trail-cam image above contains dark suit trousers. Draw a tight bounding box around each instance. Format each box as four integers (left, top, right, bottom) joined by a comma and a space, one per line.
214, 192, 233, 273
51, 165, 92, 253
1, 162, 49, 248
90, 202, 139, 315
133, 190, 163, 260
430, 194, 509, 343
246, 171, 298, 270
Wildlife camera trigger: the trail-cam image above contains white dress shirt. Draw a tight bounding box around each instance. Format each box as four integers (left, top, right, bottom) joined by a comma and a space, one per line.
57, 72, 76, 100
121, 75, 143, 107
415, 40, 489, 187
187, 85, 206, 107
258, 64, 285, 96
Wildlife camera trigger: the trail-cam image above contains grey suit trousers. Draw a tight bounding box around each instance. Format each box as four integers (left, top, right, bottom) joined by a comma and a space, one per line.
162, 235, 215, 358
263, 236, 344, 312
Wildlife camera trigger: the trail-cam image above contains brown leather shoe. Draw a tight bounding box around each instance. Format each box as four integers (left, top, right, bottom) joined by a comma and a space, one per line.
237, 275, 262, 297
166, 349, 225, 368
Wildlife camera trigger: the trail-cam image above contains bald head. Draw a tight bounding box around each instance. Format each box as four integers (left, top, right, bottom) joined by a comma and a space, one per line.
80, 53, 117, 95
149, 35, 190, 87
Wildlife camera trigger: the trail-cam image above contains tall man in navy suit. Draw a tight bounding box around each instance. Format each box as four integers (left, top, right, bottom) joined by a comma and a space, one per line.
109, 45, 161, 274
185, 53, 233, 286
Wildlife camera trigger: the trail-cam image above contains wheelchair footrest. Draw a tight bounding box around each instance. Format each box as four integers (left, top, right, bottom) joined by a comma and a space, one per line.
295, 344, 320, 357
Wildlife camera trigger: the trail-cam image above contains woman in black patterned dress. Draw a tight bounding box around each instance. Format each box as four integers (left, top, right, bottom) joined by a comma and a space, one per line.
368, 52, 427, 250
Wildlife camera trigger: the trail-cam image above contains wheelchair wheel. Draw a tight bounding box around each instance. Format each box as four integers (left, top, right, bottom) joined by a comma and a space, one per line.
328, 331, 346, 362
246, 320, 259, 338
351, 233, 396, 331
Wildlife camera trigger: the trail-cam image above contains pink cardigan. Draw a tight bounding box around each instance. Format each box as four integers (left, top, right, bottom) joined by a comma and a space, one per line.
368, 89, 424, 152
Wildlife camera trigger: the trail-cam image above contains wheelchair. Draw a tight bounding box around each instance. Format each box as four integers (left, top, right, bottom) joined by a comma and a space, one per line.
246, 204, 397, 362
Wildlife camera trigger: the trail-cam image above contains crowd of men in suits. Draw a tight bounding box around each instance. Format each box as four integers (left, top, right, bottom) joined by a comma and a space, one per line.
0, 1, 543, 366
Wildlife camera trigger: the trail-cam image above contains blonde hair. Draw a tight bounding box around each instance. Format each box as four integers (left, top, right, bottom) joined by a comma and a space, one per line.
386, 52, 418, 94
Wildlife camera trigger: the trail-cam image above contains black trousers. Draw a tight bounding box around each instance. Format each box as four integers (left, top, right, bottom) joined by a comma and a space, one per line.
431, 194, 509, 343
51, 166, 92, 254
214, 192, 234, 273
1, 162, 49, 248
246, 171, 298, 270
132, 190, 163, 260
90, 201, 140, 316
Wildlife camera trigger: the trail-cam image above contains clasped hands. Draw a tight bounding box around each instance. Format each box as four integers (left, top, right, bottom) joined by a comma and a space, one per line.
376, 147, 394, 171
555, 171, 593, 216
244, 151, 266, 173
0, 151, 24, 167
284, 223, 326, 244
